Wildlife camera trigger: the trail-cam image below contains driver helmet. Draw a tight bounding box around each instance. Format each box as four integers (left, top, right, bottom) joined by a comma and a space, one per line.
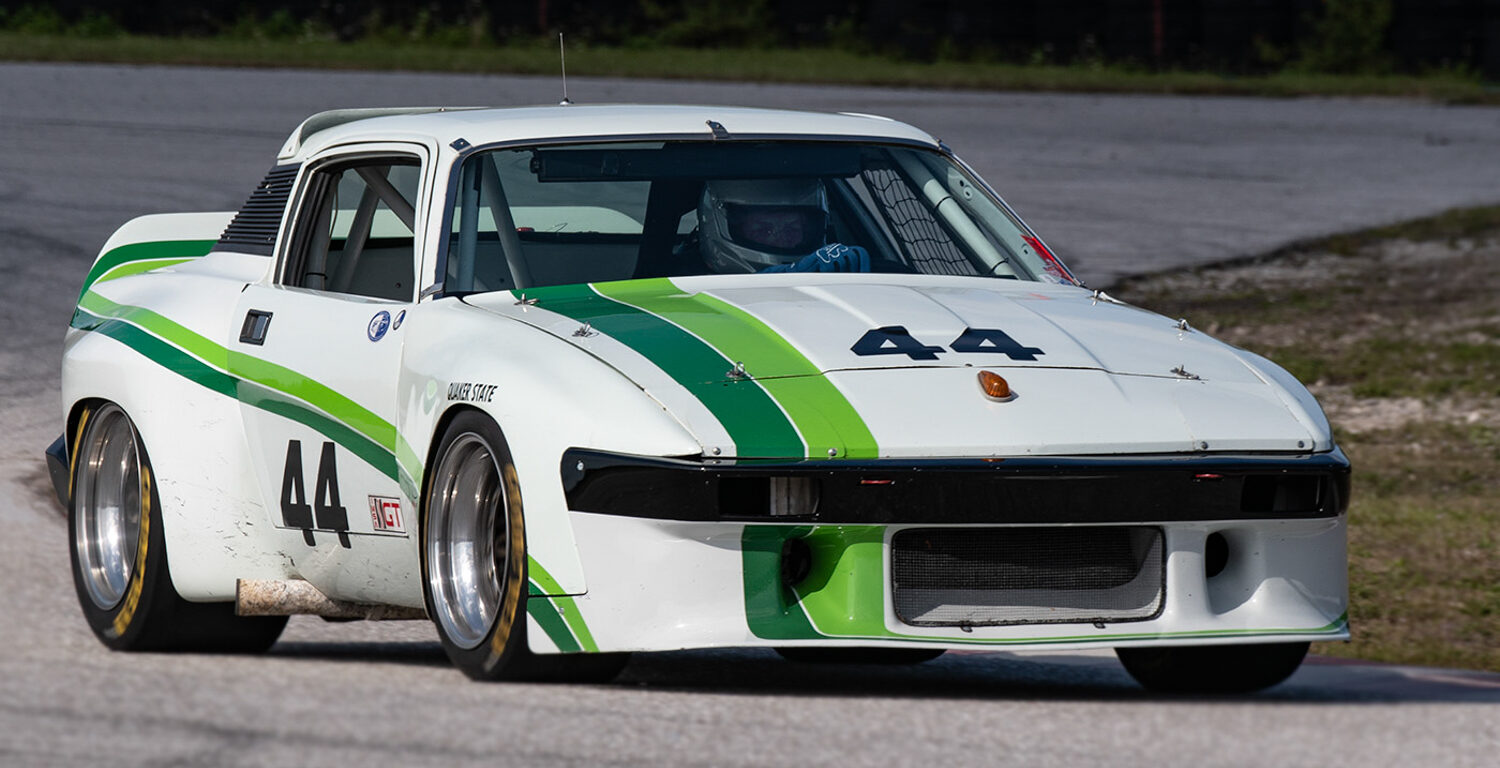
698, 178, 828, 273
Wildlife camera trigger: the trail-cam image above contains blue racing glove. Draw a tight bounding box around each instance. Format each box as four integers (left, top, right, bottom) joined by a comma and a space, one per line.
760, 243, 871, 274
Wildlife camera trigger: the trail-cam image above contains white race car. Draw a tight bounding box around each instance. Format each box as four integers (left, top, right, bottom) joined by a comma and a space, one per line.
49, 105, 1349, 692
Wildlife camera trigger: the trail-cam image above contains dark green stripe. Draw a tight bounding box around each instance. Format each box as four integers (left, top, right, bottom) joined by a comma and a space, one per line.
238, 383, 399, 483
80, 240, 216, 300
526, 585, 583, 653
82, 310, 400, 485
91, 317, 238, 398
595, 279, 879, 459
518, 283, 804, 457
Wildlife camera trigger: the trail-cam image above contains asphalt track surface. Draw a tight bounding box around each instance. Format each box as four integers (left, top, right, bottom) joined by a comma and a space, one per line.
2, 63, 1499, 767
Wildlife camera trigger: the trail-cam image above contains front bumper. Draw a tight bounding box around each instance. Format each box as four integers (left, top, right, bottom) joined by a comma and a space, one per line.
525, 449, 1351, 655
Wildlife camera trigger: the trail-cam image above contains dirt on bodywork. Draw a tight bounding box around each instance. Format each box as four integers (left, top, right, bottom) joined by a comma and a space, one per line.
1115, 206, 1500, 672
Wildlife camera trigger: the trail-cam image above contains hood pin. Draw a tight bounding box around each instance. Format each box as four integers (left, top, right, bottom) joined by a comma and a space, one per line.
726, 361, 750, 380
572, 321, 597, 338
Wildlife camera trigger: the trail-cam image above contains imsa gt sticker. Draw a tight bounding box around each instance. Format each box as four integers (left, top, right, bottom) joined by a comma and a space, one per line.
368, 495, 405, 534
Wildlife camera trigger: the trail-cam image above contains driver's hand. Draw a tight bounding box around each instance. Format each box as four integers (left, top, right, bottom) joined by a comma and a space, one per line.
761, 243, 871, 273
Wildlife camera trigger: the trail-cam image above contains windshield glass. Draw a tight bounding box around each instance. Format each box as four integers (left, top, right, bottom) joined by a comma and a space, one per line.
443, 141, 1076, 292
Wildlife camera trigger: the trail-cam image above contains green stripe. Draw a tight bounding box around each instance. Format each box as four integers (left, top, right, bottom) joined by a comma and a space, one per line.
87, 313, 238, 398
526, 584, 584, 653
516, 283, 804, 457
95, 257, 195, 286
596, 280, 878, 459
742, 525, 825, 639
528, 556, 599, 652
238, 383, 398, 483
80, 239, 216, 299
79, 292, 229, 367
74, 295, 419, 496
226, 350, 395, 453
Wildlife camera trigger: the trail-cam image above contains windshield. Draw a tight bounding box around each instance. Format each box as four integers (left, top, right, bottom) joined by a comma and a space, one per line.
442, 141, 1077, 292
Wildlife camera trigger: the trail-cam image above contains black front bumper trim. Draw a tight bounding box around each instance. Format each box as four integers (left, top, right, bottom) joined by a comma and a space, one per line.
561, 448, 1351, 524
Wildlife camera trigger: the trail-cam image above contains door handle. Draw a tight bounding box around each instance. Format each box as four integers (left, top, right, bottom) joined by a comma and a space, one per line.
240, 310, 273, 345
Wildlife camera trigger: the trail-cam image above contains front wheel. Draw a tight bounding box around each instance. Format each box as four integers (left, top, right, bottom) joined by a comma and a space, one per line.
69, 402, 286, 652
422, 411, 627, 682
1116, 642, 1310, 694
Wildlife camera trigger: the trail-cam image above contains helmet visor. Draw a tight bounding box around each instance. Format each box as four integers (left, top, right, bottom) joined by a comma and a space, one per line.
724, 204, 826, 255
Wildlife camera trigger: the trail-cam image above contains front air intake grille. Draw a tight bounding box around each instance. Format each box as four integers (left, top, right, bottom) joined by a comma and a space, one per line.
891, 526, 1164, 627
214, 164, 300, 256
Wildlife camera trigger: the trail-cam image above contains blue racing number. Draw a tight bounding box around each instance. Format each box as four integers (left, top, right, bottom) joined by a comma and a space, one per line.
851, 326, 1045, 361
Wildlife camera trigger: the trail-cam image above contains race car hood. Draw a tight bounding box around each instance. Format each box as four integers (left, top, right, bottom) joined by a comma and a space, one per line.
466, 274, 1329, 458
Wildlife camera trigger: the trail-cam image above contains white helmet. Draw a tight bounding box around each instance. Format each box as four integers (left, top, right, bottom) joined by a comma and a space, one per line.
698, 178, 828, 273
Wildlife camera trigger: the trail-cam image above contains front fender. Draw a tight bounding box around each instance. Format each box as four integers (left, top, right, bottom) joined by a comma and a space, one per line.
399, 298, 702, 596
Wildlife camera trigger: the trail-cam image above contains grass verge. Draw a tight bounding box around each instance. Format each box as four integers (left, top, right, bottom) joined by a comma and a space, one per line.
1, 32, 1496, 103
1116, 206, 1500, 671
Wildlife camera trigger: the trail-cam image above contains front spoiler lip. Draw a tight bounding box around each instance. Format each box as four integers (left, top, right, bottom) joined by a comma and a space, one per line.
44, 434, 69, 511
562, 447, 1351, 524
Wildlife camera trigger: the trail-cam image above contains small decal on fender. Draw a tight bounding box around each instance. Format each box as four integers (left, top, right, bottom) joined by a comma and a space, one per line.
367, 311, 391, 342
448, 382, 498, 403
368, 495, 405, 534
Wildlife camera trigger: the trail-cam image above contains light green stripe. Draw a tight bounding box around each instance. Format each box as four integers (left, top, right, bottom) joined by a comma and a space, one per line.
79, 239, 217, 299
80, 291, 397, 462
396, 438, 423, 495
527, 556, 599, 652
526, 586, 583, 654
77, 306, 406, 490
226, 350, 395, 453
593, 279, 877, 459
95, 258, 195, 285
76, 290, 420, 497
513, 282, 804, 457
79, 292, 228, 367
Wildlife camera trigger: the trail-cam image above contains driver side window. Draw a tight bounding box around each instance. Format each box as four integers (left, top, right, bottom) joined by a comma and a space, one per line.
284, 157, 420, 302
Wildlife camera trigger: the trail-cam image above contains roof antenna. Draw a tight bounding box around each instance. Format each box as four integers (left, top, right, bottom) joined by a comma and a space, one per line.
558, 33, 573, 106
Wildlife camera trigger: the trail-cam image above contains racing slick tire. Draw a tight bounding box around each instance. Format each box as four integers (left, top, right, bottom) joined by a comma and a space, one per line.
775, 647, 945, 665
68, 402, 288, 652
1115, 641, 1310, 694
422, 411, 629, 683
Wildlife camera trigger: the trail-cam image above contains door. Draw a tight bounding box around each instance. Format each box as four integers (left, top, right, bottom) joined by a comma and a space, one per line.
229, 145, 430, 599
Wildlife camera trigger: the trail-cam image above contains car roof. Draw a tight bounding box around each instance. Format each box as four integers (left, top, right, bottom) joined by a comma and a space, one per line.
278, 104, 941, 161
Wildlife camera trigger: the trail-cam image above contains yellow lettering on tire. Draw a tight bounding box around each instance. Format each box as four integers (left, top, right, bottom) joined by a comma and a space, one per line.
108, 463, 151, 638
486, 463, 526, 665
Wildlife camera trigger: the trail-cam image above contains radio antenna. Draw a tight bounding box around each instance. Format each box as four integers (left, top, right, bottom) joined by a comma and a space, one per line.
558, 33, 573, 106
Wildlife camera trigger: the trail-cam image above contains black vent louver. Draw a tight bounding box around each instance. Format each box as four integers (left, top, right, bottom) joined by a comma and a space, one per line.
213, 164, 300, 256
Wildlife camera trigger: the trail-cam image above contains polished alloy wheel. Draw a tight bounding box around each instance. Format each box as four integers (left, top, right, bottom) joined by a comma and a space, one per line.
425, 432, 509, 650
73, 404, 143, 610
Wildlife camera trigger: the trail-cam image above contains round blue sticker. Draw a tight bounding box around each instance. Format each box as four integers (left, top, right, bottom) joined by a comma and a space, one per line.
392, 309, 406, 331
367, 310, 391, 342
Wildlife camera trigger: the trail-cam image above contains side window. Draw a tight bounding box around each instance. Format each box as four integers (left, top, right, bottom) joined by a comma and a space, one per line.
285, 158, 420, 301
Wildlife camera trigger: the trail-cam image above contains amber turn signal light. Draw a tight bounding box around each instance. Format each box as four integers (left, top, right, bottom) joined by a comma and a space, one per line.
977, 370, 1014, 401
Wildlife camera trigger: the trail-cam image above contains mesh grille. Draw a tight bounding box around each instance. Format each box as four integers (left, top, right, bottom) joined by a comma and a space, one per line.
214, 164, 300, 256
861, 165, 979, 276
891, 527, 1164, 626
